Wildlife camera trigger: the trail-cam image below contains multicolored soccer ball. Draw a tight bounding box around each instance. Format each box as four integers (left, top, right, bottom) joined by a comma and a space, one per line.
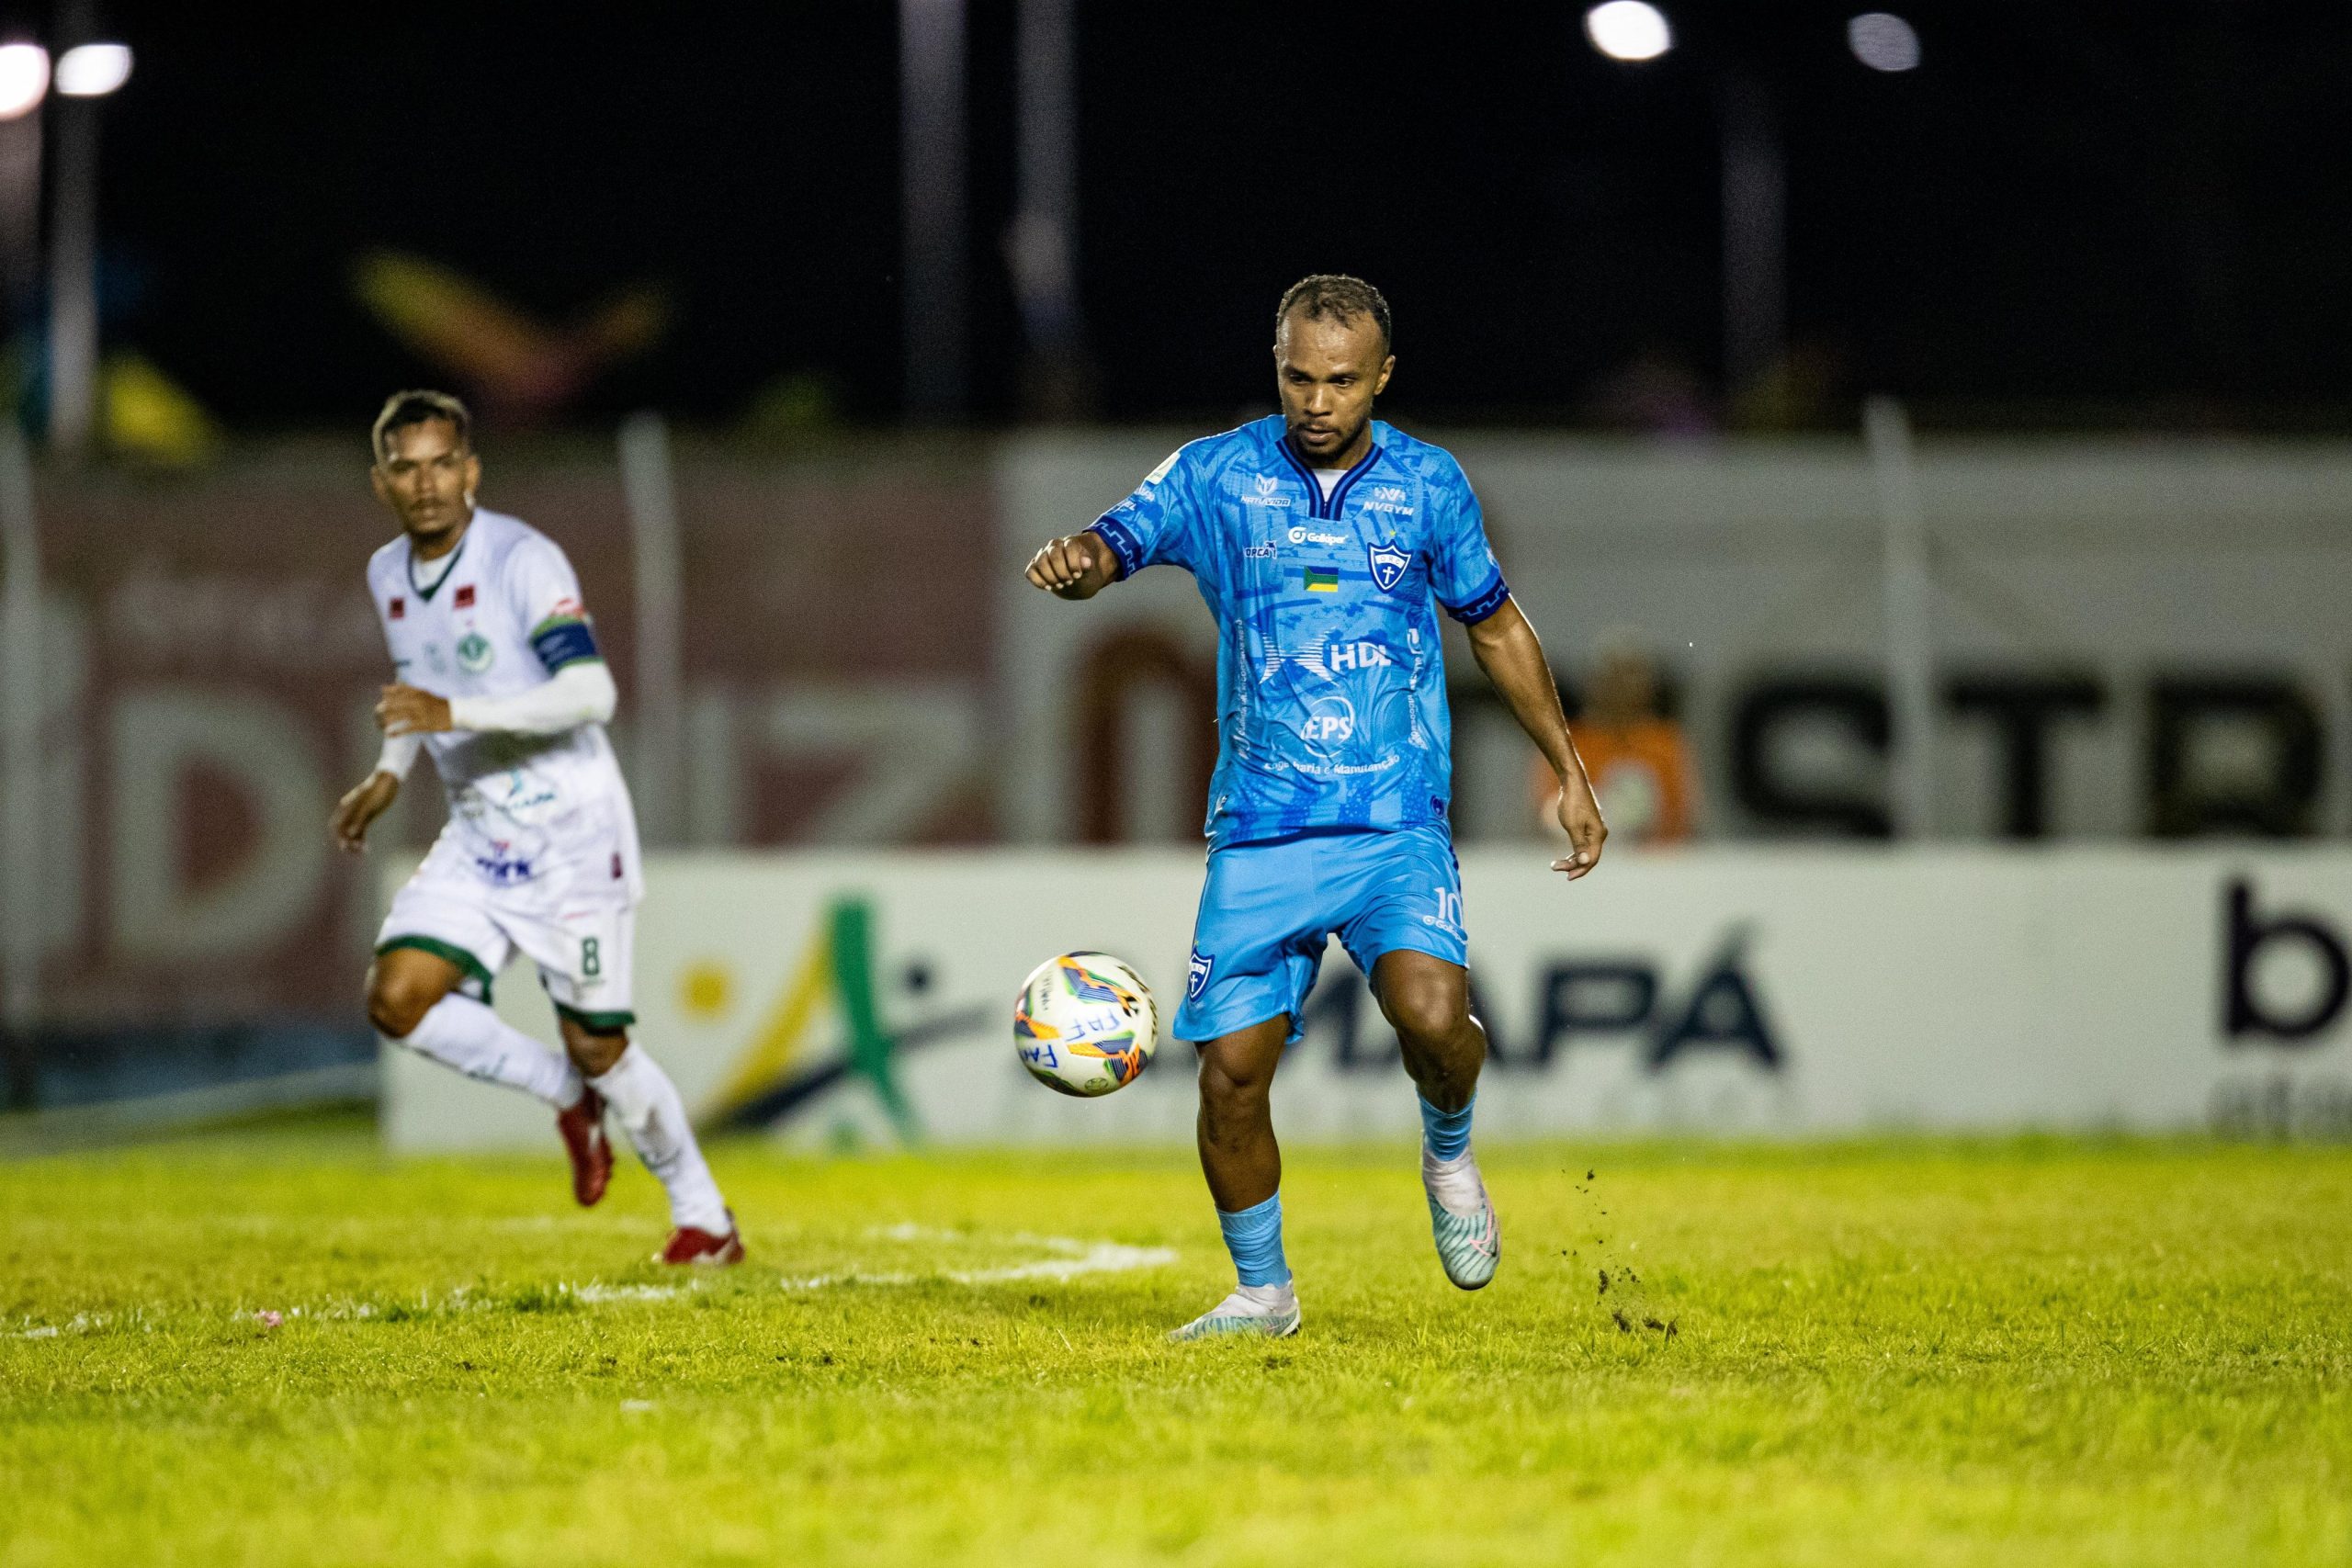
1013, 952, 1159, 1097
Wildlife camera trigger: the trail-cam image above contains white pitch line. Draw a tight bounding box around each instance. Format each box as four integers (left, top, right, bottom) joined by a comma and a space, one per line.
5, 1231, 1176, 1339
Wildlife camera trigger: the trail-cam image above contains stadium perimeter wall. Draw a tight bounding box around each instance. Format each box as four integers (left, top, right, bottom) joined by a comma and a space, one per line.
17, 434, 2352, 1115
381, 847, 2352, 1150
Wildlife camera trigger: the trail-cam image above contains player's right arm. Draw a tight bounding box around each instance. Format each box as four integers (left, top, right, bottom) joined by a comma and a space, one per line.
1025, 443, 1204, 601
330, 733, 419, 853
1025, 532, 1120, 599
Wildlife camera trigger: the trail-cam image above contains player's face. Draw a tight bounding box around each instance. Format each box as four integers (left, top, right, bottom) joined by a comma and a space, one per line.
1274, 310, 1395, 464
370, 418, 481, 545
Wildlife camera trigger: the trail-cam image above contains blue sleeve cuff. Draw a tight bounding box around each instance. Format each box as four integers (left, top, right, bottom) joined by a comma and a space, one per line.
530, 618, 601, 671
1089, 515, 1144, 581
1443, 574, 1510, 625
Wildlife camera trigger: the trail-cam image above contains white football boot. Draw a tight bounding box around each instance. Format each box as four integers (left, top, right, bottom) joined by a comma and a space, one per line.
1423, 1144, 1500, 1290
1168, 1281, 1302, 1341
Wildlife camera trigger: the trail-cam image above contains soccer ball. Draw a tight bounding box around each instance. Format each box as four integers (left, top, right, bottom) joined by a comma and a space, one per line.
1013, 952, 1159, 1097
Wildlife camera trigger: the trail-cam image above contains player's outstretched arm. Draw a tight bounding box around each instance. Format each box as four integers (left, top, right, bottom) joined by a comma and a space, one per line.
1024, 531, 1120, 601
331, 769, 401, 854
1465, 598, 1607, 880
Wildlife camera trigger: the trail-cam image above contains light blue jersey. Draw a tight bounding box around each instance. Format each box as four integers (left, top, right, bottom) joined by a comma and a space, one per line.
1090, 416, 1509, 850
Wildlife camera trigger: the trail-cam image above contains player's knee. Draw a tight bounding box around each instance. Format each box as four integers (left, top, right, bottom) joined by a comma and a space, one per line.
1196, 1052, 1272, 1115
560, 1021, 628, 1077
1382, 979, 1465, 1052
366, 966, 441, 1040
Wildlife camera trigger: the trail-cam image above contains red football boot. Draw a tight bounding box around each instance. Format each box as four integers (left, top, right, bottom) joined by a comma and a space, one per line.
657, 1213, 745, 1266
555, 1088, 614, 1208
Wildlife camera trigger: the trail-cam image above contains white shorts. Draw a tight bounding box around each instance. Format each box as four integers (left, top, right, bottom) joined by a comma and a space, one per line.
375, 834, 638, 1031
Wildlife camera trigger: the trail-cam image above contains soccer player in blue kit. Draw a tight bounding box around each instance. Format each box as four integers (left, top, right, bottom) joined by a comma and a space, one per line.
1025, 276, 1608, 1339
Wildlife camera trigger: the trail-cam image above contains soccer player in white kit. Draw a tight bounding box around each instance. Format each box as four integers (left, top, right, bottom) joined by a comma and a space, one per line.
331, 390, 742, 1265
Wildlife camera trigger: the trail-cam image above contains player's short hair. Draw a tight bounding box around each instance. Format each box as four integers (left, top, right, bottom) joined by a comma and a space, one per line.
371, 389, 473, 461
1275, 275, 1392, 354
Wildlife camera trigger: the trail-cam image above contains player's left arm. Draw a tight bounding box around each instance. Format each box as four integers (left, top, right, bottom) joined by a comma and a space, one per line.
377, 537, 617, 737
377, 662, 616, 738
1465, 600, 1606, 879
1429, 457, 1604, 878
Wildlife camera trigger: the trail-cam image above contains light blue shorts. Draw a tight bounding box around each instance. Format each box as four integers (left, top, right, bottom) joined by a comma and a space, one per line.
1172, 823, 1469, 1046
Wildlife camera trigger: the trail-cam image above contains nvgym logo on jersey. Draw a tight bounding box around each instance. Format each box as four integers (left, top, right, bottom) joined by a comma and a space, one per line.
1367, 542, 1410, 592
456, 632, 495, 673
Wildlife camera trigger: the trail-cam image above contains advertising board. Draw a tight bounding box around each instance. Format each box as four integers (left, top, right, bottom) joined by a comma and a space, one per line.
382, 847, 2352, 1149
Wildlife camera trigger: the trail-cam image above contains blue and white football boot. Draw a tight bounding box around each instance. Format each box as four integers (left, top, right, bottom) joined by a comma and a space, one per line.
1423, 1144, 1500, 1290
1168, 1282, 1302, 1342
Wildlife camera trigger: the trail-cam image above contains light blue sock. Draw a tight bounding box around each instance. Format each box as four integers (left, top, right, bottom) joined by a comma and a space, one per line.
1216, 1192, 1291, 1287
1419, 1092, 1476, 1162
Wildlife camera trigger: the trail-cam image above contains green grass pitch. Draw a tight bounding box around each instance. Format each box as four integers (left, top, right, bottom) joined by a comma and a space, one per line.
3, 1120, 2350, 1566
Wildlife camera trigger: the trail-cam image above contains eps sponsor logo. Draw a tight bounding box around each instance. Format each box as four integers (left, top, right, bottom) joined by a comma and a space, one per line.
1301, 695, 1357, 748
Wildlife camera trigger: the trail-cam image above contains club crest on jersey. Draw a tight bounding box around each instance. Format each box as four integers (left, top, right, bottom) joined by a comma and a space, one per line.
1368, 541, 1411, 592
456, 631, 494, 673
454, 583, 476, 608
1187, 950, 1214, 998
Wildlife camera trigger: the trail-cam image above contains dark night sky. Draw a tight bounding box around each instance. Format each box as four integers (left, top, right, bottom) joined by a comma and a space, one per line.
36, 2, 2352, 429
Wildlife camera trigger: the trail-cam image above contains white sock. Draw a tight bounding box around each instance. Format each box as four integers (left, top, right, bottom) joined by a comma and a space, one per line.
1422, 1143, 1488, 1218
395, 995, 582, 1109
1234, 1280, 1296, 1311
590, 1043, 729, 1233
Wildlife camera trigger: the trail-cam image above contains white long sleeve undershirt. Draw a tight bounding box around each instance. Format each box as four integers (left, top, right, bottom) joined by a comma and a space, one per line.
374, 731, 423, 781
373, 661, 617, 780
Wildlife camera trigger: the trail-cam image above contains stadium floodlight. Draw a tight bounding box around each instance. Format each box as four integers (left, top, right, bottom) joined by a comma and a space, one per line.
53, 42, 131, 98
1848, 13, 1920, 73
1584, 2, 1672, 62
0, 43, 50, 120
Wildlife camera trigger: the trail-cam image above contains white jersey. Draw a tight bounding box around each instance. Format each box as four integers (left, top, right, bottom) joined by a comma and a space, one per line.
368, 509, 641, 900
